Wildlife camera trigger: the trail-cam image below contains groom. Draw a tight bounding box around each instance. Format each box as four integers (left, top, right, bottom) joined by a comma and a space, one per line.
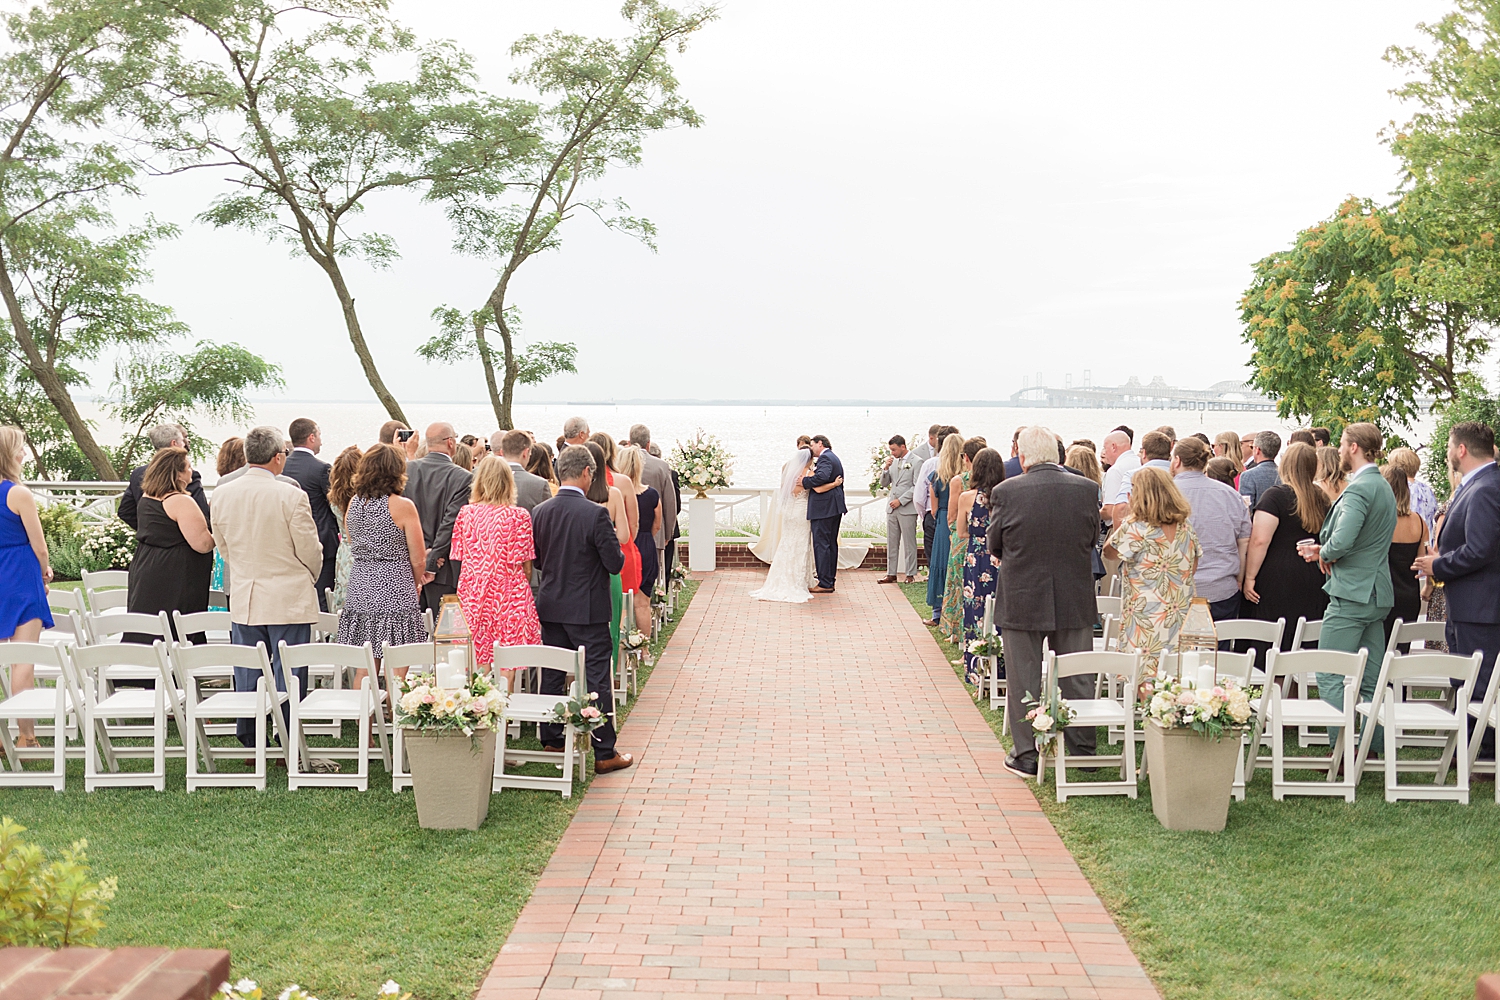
802, 434, 847, 594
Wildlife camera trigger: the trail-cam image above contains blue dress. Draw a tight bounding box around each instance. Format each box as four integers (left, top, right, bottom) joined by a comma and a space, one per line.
925, 474, 952, 613
0, 480, 52, 638
962, 496, 1000, 685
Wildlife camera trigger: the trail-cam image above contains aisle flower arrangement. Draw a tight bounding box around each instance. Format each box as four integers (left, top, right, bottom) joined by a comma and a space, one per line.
1145, 675, 1255, 740
966, 634, 1003, 658
550, 690, 609, 733
1021, 690, 1074, 748
396, 671, 506, 744
867, 443, 891, 495
670, 430, 733, 496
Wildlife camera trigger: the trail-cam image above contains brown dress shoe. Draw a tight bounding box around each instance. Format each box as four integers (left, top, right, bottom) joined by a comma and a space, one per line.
595, 752, 635, 773
810, 586, 835, 594
902, 576, 916, 584
875, 576, 897, 584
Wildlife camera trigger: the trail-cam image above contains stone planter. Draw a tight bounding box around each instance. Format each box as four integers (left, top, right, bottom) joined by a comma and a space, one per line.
404, 728, 497, 830
1143, 721, 1244, 832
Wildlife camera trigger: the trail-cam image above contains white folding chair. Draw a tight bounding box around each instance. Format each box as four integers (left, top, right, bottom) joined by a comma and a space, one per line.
1252, 647, 1365, 801
614, 593, 640, 708
1213, 617, 1284, 686
1388, 620, 1457, 744
0, 643, 77, 789
1443, 655, 1500, 802
324, 586, 341, 614
81, 569, 128, 615
1039, 649, 1141, 802
1289, 617, 1329, 746
493, 643, 586, 798
381, 642, 439, 792
45, 588, 89, 645
73, 641, 175, 791
84, 611, 182, 741
172, 609, 233, 645
981, 594, 1006, 723
172, 641, 289, 791
278, 641, 390, 790
300, 611, 349, 737
313, 611, 341, 642
1353, 649, 1479, 804
1095, 595, 1122, 621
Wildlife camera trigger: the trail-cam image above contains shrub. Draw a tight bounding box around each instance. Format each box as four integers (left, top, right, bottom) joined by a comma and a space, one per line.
0, 817, 116, 947
1424, 376, 1500, 502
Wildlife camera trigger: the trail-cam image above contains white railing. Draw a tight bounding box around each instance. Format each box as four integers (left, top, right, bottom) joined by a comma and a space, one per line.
26, 481, 131, 522
679, 486, 890, 542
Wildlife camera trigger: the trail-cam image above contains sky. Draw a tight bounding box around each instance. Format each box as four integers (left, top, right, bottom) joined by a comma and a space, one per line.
120, 0, 1453, 405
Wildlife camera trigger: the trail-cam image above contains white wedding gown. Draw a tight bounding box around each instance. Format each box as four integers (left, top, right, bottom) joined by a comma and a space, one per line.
751, 492, 816, 603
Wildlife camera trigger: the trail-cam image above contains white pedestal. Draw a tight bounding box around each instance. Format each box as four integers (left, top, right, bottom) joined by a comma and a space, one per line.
689, 495, 716, 572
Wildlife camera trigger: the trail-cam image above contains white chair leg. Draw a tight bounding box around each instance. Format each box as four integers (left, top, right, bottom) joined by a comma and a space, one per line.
1384, 720, 1397, 803
254, 682, 268, 791
153, 687, 166, 792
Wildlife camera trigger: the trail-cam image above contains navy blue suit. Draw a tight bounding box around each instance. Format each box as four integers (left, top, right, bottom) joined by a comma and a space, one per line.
802, 449, 847, 590
1432, 461, 1500, 757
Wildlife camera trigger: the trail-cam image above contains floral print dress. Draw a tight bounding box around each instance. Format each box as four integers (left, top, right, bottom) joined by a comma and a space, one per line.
961, 494, 999, 686
939, 472, 970, 640
1106, 517, 1202, 682
451, 502, 542, 666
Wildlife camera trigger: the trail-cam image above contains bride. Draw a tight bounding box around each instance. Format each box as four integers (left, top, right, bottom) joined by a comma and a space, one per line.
751, 445, 843, 603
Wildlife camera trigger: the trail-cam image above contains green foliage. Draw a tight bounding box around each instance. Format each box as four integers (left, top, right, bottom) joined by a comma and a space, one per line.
35, 502, 80, 540
0, 817, 116, 948
1424, 375, 1500, 502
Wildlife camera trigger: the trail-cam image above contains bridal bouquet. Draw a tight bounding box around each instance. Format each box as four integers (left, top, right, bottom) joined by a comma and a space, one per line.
867, 443, 891, 495
396, 671, 507, 742
1146, 676, 1255, 740
671, 430, 733, 494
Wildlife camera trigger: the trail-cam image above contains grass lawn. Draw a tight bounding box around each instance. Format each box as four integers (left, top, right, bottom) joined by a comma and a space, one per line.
896, 579, 1500, 1000
3, 579, 699, 1000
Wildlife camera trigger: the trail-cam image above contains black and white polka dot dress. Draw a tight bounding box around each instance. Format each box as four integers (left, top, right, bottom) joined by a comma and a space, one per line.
336, 494, 428, 655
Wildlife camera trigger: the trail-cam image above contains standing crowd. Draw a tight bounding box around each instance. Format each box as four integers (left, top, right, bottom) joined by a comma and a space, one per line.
880, 419, 1498, 780
0, 418, 682, 772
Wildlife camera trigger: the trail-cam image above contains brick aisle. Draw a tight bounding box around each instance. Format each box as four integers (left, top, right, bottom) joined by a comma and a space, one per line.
477, 570, 1159, 1000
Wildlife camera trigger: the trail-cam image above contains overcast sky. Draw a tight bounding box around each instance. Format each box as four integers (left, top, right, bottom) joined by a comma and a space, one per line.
124, 0, 1451, 404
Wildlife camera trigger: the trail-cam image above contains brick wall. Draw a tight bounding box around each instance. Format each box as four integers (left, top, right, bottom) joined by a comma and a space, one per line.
695, 543, 928, 571
0, 948, 230, 1000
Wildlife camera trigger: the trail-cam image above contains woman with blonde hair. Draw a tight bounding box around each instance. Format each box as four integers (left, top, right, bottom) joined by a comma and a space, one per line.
0, 427, 52, 746
924, 432, 963, 624
451, 456, 540, 685
1382, 464, 1427, 649
1065, 444, 1104, 494
526, 440, 559, 495
939, 436, 987, 639
616, 446, 661, 634
1104, 466, 1201, 683
1315, 445, 1346, 499
326, 445, 363, 610
1242, 442, 1331, 649
1213, 431, 1245, 483
591, 431, 641, 597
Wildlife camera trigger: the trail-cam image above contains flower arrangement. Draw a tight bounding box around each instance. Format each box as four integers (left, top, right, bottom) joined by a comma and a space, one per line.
670, 430, 733, 495
396, 671, 506, 743
867, 442, 892, 495
1021, 690, 1074, 748
213, 979, 409, 1000
966, 634, 1003, 658
80, 519, 136, 570
550, 690, 608, 733
1145, 675, 1255, 740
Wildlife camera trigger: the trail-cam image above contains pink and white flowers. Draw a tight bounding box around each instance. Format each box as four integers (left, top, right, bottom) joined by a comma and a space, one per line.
1020, 689, 1074, 748
397, 670, 506, 739
1146, 674, 1255, 739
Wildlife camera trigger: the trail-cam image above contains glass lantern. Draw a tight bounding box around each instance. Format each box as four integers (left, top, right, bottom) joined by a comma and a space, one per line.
433, 594, 475, 686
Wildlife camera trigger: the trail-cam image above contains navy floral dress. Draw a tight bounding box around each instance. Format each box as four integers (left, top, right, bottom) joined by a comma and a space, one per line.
961, 494, 999, 686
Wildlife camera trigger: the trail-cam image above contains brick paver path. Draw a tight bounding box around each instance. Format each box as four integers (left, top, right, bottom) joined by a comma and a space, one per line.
478, 570, 1159, 1000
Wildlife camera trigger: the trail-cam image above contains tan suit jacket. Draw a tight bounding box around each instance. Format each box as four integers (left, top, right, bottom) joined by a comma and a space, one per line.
640, 452, 677, 548
211, 467, 323, 626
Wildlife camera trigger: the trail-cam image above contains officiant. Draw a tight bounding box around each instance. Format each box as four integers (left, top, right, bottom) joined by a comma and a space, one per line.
878, 435, 918, 584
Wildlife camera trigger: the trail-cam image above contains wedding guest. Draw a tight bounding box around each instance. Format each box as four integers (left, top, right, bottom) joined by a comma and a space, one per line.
1240, 432, 1256, 467
562, 416, 590, 448
940, 437, 987, 639
1070, 438, 1097, 453
1387, 447, 1436, 535
1239, 431, 1282, 507
617, 446, 660, 632
1064, 443, 1103, 492
1289, 429, 1316, 447
924, 433, 962, 624
914, 426, 956, 584
403, 422, 472, 611
0, 426, 53, 747
460, 434, 479, 450
1415, 422, 1500, 760
1213, 431, 1245, 482
451, 456, 540, 687
912, 425, 940, 463
959, 447, 1005, 686
1242, 442, 1330, 655
630, 424, 677, 582
119, 423, 209, 530
989, 425, 1101, 778
1311, 427, 1332, 447
211, 426, 322, 748
1106, 466, 1201, 685
586, 441, 632, 663
1172, 436, 1249, 623
1099, 429, 1138, 572
1004, 426, 1024, 479
1206, 457, 1239, 488
594, 433, 642, 604
336, 444, 429, 666
533, 444, 631, 771
125, 446, 213, 645
379, 419, 421, 460
1316, 445, 1346, 500
284, 418, 338, 611
1382, 465, 1427, 650
326, 445, 362, 610
217, 437, 246, 478
492, 429, 550, 511
878, 435, 919, 584
1155, 426, 1177, 445
1106, 429, 1171, 528
453, 441, 475, 472
526, 440, 559, 495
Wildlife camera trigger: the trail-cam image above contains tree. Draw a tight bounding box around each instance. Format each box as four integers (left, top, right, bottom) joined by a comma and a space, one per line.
1240, 196, 1499, 429
159, 0, 532, 424
1424, 374, 1500, 502
0, 0, 181, 479
424, 1, 716, 429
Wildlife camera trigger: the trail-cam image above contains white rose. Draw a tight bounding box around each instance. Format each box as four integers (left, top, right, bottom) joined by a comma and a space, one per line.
1032, 713, 1054, 732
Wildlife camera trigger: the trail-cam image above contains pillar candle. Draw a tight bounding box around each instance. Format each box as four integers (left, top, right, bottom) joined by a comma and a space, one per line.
1180, 651, 1199, 686
1198, 662, 1218, 692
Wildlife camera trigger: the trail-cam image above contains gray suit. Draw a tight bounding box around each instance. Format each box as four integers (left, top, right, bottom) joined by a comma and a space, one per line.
403, 452, 473, 610
987, 463, 1102, 762
509, 462, 551, 512
639, 451, 677, 553
880, 455, 919, 577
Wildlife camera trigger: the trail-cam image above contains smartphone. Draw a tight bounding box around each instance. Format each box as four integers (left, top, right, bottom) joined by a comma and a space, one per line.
396, 428, 415, 442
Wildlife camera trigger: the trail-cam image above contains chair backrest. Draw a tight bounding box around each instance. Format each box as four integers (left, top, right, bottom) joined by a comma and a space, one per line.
1390, 618, 1448, 648
172, 610, 233, 644
87, 589, 129, 613
171, 640, 273, 676
71, 640, 172, 686
42, 611, 88, 645
0, 642, 69, 698
323, 587, 340, 614
1100, 615, 1120, 652
314, 611, 341, 641
1378, 650, 1482, 695
982, 594, 995, 636
81, 568, 129, 591
1213, 617, 1285, 647
278, 640, 375, 677
1096, 595, 1122, 620
1265, 647, 1365, 684
1290, 617, 1322, 649
1160, 649, 1256, 685
47, 587, 87, 617
493, 643, 582, 680
381, 643, 439, 672
87, 610, 171, 644
1048, 649, 1140, 683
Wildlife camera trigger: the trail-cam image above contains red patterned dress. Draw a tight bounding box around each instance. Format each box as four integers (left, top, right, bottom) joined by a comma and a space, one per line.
451, 502, 541, 665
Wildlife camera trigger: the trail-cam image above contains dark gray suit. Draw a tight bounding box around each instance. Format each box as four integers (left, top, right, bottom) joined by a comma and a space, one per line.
508, 462, 551, 512
987, 462, 1102, 762
402, 452, 472, 611
283, 448, 337, 610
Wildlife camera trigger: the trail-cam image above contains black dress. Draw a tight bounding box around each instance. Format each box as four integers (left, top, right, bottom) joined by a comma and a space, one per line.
1250, 484, 1330, 648
126, 497, 212, 645
1383, 522, 1423, 649
636, 486, 661, 596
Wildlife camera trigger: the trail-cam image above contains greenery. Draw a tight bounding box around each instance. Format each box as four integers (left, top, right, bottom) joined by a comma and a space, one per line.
895, 580, 1500, 1000
0, 816, 116, 947
1424, 376, 1500, 501
6, 579, 696, 998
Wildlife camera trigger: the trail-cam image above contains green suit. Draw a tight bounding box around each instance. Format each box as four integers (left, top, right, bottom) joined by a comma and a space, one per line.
1316, 464, 1398, 746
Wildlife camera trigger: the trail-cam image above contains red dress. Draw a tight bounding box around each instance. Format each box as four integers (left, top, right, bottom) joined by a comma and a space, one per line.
605, 469, 642, 594
450, 503, 541, 665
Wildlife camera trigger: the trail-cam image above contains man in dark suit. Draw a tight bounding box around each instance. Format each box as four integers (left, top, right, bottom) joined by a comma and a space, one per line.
1003, 426, 1025, 480
283, 417, 338, 610
1414, 420, 1500, 760
533, 445, 633, 772
802, 434, 847, 593
492, 429, 551, 511
402, 422, 473, 611
118, 423, 209, 529
987, 425, 1102, 778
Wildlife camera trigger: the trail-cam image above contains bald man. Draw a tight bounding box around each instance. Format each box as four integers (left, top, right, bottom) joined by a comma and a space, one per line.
402, 421, 474, 611
1098, 429, 1138, 580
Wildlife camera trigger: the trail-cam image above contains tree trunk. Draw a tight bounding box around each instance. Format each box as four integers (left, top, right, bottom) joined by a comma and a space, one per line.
473, 313, 506, 429
319, 256, 408, 425
489, 289, 519, 432
0, 254, 116, 479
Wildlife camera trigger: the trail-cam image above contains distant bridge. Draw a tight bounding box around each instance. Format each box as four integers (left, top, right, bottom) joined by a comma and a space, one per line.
1010, 377, 1276, 412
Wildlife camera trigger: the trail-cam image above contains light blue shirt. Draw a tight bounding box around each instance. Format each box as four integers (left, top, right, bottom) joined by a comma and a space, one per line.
1113, 459, 1172, 506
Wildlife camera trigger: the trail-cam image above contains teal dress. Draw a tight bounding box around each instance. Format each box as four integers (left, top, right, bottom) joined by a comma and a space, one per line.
925, 473, 952, 615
